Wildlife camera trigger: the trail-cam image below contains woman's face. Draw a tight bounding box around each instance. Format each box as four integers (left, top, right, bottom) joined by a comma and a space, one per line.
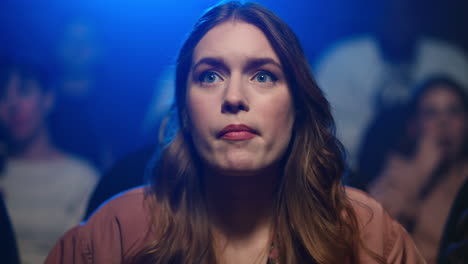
186, 21, 294, 175
0, 73, 53, 144
417, 85, 467, 158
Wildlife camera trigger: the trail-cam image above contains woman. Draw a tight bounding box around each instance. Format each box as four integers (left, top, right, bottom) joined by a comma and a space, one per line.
0, 58, 98, 264
46, 2, 424, 263
50, 18, 113, 171
369, 77, 468, 263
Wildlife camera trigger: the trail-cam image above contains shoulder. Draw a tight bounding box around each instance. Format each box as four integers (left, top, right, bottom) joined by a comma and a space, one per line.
85, 186, 152, 236
345, 187, 426, 263
90, 186, 149, 215
345, 186, 386, 218
58, 154, 100, 177
53, 155, 99, 196
62, 153, 97, 173
345, 187, 391, 240
45, 186, 154, 263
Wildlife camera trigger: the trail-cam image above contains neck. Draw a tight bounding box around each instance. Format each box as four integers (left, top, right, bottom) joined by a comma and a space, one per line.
204, 165, 280, 263
11, 127, 60, 161
204, 165, 280, 243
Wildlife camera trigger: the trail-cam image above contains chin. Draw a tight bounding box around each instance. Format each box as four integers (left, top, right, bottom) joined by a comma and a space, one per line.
210, 160, 262, 176
222, 165, 259, 176
219, 170, 258, 177
219, 160, 281, 177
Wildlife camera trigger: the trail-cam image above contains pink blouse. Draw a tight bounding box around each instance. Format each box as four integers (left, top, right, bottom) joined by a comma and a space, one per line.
45, 187, 426, 263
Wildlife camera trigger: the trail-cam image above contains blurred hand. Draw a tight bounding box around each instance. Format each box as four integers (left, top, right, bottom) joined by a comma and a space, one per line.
413, 129, 442, 176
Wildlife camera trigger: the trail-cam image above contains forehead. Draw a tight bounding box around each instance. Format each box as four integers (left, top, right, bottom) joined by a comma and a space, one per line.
420, 86, 462, 107
192, 21, 280, 64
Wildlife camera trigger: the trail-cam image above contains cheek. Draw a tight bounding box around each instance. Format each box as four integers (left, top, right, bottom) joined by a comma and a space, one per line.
19, 97, 45, 123
186, 90, 221, 159
187, 92, 217, 135
260, 93, 294, 145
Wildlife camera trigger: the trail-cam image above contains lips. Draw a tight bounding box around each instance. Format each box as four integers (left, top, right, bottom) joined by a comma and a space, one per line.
217, 124, 258, 140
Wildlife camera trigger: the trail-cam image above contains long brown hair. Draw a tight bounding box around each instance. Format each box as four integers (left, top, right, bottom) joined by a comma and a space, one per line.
129, 2, 382, 263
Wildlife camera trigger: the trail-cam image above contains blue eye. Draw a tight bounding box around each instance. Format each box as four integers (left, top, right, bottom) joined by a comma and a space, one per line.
254, 71, 277, 83
199, 71, 222, 83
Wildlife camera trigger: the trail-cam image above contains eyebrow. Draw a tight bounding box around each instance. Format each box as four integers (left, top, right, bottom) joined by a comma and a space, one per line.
244, 57, 283, 73
192, 57, 283, 73
192, 57, 228, 73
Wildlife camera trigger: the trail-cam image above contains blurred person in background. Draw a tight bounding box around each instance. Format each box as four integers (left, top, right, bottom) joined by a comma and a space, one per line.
314, 0, 468, 169
368, 77, 468, 263
50, 18, 114, 171
0, 58, 98, 264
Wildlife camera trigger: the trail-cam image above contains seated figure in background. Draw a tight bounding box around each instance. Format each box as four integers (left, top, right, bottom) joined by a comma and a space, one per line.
0, 58, 98, 264
369, 77, 468, 263
314, 0, 468, 169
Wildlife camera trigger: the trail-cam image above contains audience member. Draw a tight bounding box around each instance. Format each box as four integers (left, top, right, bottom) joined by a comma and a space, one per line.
0, 58, 98, 264
314, 0, 468, 167
369, 77, 468, 263
50, 18, 113, 171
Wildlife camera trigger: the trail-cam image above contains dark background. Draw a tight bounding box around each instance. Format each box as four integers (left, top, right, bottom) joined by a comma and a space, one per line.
1, 0, 467, 158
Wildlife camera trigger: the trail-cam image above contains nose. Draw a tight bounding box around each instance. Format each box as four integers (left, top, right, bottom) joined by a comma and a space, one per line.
221, 76, 249, 114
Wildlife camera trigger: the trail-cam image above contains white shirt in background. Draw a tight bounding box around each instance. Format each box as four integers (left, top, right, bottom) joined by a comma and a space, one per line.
0, 155, 98, 264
